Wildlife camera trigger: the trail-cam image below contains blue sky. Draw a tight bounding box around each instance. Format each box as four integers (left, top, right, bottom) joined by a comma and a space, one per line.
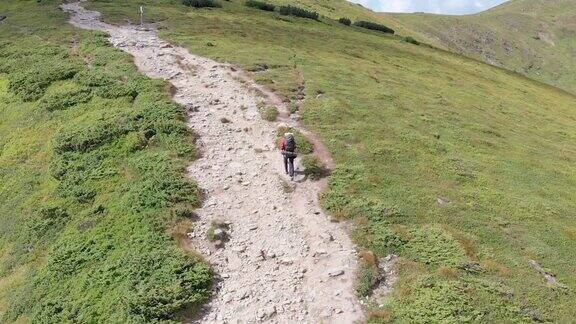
349, 0, 510, 15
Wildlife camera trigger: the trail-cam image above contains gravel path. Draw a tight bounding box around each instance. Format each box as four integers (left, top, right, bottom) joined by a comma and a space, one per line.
62, 2, 363, 322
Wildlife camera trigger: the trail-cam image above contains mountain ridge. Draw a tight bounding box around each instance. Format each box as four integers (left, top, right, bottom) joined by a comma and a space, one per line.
381, 0, 576, 94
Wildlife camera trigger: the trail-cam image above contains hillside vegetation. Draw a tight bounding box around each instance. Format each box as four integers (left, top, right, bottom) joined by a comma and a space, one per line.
87, 0, 576, 321
0, 1, 211, 322
1, 0, 575, 322
383, 0, 576, 94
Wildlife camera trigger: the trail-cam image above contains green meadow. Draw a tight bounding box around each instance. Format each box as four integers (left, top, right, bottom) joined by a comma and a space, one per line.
1, 0, 575, 322
89, 0, 576, 321
385, 0, 576, 95
0, 1, 211, 322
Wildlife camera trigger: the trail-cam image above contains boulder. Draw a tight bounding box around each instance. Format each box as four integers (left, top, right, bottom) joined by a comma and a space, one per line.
213, 228, 226, 239
327, 269, 344, 277
320, 307, 333, 317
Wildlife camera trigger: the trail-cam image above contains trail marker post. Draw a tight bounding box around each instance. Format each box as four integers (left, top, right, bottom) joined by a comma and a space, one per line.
140, 6, 144, 28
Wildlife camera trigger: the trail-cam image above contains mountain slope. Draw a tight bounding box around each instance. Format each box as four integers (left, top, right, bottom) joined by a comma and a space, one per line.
1, 0, 576, 322
383, 0, 576, 94
91, 0, 576, 321
0, 1, 212, 322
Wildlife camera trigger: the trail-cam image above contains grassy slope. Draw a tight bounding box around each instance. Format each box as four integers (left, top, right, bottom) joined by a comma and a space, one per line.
0, 0, 212, 322
88, 0, 576, 322
382, 0, 576, 95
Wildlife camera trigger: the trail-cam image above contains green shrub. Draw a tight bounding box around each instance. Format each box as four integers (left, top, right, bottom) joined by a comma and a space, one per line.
278, 5, 319, 20
1, 41, 79, 101
356, 251, 379, 297
245, 0, 275, 11
386, 277, 479, 322
124, 152, 201, 213
73, 69, 115, 87
57, 179, 97, 203
74, 69, 138, 99
354, 20, 395, 34
182, 0, 221, 8
53, 110, 138, 153
127, 259, 212, 321
260, 105, 279, 121
403, 226, 468, 267
0, 57, 16, 74
8, 61, 80, 101
93, 82, 138, 99
338, 17, 351, 26
404, 36, 420, 45
29, 206, 70, 238
301, 155, 329, 179
37, 86, 92, 111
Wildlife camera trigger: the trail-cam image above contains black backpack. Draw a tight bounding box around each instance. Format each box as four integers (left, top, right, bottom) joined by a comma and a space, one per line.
285, 135, 296, 152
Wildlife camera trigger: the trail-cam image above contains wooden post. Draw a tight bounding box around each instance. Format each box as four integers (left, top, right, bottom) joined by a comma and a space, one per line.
140, 6, 144, 28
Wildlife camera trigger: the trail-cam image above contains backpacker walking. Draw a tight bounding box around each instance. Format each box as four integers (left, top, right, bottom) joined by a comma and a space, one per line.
280, 132, 297, 180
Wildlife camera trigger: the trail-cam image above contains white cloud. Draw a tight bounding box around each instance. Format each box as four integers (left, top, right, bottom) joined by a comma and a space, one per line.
349, 0, 509, 15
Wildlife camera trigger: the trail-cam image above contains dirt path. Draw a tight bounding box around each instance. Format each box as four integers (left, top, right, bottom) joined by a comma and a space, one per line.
62, 2, 363, 323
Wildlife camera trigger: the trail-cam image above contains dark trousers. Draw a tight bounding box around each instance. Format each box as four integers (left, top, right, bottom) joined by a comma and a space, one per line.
283, 155, 295, 177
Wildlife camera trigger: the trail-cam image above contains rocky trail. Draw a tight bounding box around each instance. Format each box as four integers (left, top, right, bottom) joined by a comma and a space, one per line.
62, 2, 363, 322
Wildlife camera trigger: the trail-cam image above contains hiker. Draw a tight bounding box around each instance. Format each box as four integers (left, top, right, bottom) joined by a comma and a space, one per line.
280, 132, 297, 180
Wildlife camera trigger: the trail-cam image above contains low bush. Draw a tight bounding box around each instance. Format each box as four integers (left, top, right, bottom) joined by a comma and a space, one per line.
182, 0, 221, 8
29, 206, 70, 239
260, 105, 279, 121
278, 5, 319, 20
301, 155, 329, 179
57, 180, 97, 203
93, 82, 138, 99
354, 20, 395, 34
74, 69, 139, 99
37, 86, 92, 111
8, 61, 80, 101
124, 153, 201, 213
356, 250, 379, 297
53, 110, 138, 153
404, 36, 420, 45
1, 31, 213, 322
245, 0, 275, 11
338, 17, 351, 26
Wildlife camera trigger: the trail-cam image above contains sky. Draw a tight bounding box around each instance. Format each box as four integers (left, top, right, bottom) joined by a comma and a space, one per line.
349, 0, 510, 15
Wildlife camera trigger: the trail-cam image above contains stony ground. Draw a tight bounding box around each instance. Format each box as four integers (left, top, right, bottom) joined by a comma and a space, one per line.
62, 2, 363, 323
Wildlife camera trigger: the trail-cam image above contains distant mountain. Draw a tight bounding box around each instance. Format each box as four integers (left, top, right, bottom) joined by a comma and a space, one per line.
382, 0, 576, 94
